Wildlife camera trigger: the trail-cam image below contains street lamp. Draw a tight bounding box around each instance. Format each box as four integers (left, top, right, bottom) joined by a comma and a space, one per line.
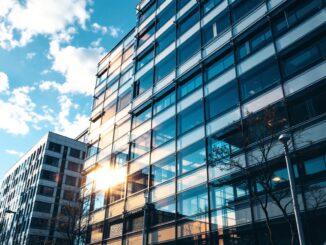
279, 134, 306, 245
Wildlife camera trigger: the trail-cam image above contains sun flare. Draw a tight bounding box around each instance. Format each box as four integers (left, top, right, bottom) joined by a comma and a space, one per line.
90, 166, 126, 191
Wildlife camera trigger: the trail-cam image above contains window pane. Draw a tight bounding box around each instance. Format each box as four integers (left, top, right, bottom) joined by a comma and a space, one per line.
281, 37, 324, 78
157, 1, 176, 29
178, 0, 191, 10
156, 27, 175, 54
154, 91, 176, 115
203, 0, 223, 14
178, 8, 200, 36
304, 155, 326, 175
117, 89, 131, 111
137, 49, 154, 71
203, 10, 230, 45
128, 167, 149, 194
152, 117, 176, 148
206, 52, 234, 81
240, 59, 280, 101
44, 155, 59, 167
156, 52, 176, 81
133, 107, 152, 128
231, 0, 263, 22
138, 24, 155, 47
151, 155, 176, 185
179, 73, 202, 99
206, 80, 238, 120
94, 192, 105, 210
139, 2, 155, 24
178, 101, 204, 135
151, 196, 176, 226
134, 70, 153, 98
178, 141, 206, 175
177, 185, 208, 217
131, 132, 151, 160
178, 32, 201, 65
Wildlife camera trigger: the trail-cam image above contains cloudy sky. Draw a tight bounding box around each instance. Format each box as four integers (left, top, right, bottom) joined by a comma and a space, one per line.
0, 0, 138, 178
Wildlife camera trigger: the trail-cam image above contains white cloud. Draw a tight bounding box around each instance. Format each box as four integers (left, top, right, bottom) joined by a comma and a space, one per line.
5, 149, 24, 157
0, 0, 90, 49
42, 40, 104, 96
40, 69, 51, 75
108, 26, 123, 38
52, 95, 89, 138
26, 52, 36, 59
0, 72, 9, 93
0, 86, 50, 135
92, 22, 108, 34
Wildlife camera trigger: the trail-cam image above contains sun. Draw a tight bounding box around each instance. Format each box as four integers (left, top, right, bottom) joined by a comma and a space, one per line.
90, 166, 126, 191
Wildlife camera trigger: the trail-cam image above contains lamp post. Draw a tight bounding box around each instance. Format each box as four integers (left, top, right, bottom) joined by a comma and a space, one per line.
5, 209, 16, 245
279, 134, 306, 245
142, 190, 149, 245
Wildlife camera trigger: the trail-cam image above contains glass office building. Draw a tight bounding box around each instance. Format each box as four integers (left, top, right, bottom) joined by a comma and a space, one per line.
0, 132, 87, 245
82, 0, 326, 244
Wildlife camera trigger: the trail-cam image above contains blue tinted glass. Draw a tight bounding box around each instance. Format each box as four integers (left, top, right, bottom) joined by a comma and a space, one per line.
231, 0, 263, 22
178, 185, 208, 216
137, 49, 154, 70
153, 117, 176, 148
178, 0, 191, 10
133, 107, 152, 128
139, 3, 156, 23
94, 192, 105, 210
152, 155, 176, 185
178, 32, 201, 65
179, 73, 202, 98
156, 27, 175, 54
154, 91, 176, 115
207, 52, 234, 81
206, 80, 238, 119
138, 25, 155, 46
157, 1, 176, 29
178, 101, 204, 135
178, 141, 206, 175
178, 8, 200, 36
156, 52, 176, 81
240, 59, 280, 101
305, 155, 326, 175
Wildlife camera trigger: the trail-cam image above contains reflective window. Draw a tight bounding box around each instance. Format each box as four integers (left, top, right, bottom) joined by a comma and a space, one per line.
178, 8, 200, 36
123, 45, 134, 62
114, 120, 131, 140
120, 68, 133, 86
203, 0, 223, 14
44, 155, 59, 167
156, 51, 176, 81
151, 196, 176, 226
117, 89, 131, 111
177, 214, 209, 238
136, 48, 154, 71
231, 0, 263, 22
151, 155, 176, 185
113, 147, 129, 168
206, 80, 238, 120
208, 125, 244, 162
94, 191, 105, 210
102, 102, 116, 124
110, 182, 125, 203
138, 24, 155, 47
37, 185, 54, 197
133, 106, 152, 128
178, 101, 204, 135
177, 185, 208, 217
178, 141, 206, 175
131, 131, 151, 160
304, 155, 326, 175
139, 2, 156, 24
40, 170, 57, 182
206, 52, 234, 81
154, 91, 176, 115
109, 55, 122, 73
157, 1, 176, 29
152, 117, 176, 148
273, 0, 322, 36
178, 73, 202, 99
288, 82, 326, 126
127, 167, 149, 194
240, 58, 280, 101
203, 10, 230, 45
210, 181, 249, 210
99, 130, 113, 150
178, 32, 201, 65
34, 201, 51, 213
134, 70, 153, 98
237, 26, 272, 60
178, 0, 191, 11
65, 175, 77, 186
156, 27, 175, 54
48, 142, 61, 153
281, 37, 325, 78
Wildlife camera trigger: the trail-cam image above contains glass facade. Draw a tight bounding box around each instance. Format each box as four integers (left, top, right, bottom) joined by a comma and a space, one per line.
83, 0, 326, 244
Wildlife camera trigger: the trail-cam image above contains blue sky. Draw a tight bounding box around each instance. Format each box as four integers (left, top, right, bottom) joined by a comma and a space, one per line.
0, 0, 139, 178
